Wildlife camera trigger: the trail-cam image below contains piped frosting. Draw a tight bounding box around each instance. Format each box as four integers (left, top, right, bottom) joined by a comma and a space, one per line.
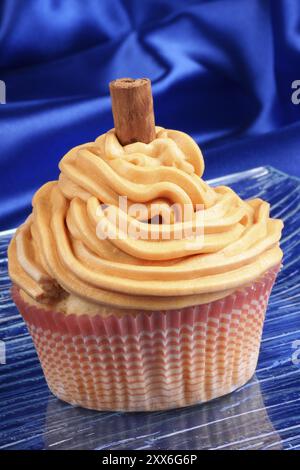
8, 127, 283, 311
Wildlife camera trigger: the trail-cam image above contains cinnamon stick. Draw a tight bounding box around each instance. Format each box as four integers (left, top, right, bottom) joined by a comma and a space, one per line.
109, 78, 156, 145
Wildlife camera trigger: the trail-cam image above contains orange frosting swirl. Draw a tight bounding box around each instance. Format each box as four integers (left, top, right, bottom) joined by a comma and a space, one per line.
8, 127, 283, 311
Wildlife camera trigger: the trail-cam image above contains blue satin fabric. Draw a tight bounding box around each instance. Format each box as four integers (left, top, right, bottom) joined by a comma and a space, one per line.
1, 0, 300, 230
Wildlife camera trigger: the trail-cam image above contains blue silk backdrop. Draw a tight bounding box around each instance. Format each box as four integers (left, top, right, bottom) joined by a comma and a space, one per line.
0, 0, 300, 230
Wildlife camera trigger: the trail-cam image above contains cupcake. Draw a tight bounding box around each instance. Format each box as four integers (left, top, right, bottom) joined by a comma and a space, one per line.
8, 78, 283, 411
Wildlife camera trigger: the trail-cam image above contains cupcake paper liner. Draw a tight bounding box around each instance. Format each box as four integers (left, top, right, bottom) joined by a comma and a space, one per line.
12, 266, 279, 412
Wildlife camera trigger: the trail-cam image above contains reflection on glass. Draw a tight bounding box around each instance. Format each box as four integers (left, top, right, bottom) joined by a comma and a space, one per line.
44, 376, 282, 450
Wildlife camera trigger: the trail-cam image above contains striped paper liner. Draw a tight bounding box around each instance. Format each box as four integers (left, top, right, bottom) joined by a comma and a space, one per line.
12, 266, 279, 411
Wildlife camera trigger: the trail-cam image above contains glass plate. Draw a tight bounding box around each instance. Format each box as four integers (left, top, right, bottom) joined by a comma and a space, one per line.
1, 166, 300, 450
